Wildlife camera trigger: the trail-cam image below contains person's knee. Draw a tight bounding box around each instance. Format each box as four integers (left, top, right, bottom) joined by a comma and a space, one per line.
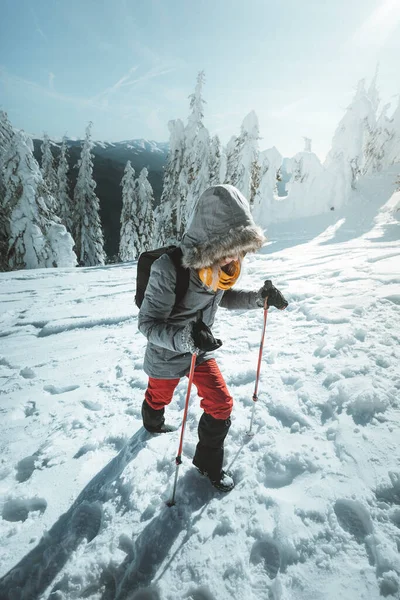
198, 412, 231, 447
206, 396, 233, 420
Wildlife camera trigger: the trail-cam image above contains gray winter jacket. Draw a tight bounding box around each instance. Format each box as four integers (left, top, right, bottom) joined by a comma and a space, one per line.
138, 185, 266, 379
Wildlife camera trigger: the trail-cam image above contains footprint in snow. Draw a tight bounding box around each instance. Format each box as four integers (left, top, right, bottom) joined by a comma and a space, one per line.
44, 384, 80, 395
334, 499, 373, 544
80, 399, 103, 411
261, 453, 317, 489
73, 443, 97, 459
20, 367, 36, 379
184, 587, 216, 600
250, 539, 281, 580
24, 401, 38, 417
15, 455, 36, 483
2, 497, 47, 522
375, 472, 400, 506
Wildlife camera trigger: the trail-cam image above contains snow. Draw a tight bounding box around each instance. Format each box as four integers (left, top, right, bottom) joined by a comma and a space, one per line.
0, 178, 399, 599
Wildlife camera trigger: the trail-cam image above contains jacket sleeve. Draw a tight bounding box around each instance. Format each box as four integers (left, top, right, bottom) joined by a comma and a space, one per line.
219, 288, 261, 310
138, 254, 191, 352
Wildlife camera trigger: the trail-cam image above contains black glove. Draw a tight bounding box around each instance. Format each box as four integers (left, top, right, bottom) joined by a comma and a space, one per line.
259, 280, 288, 310
191, 320, 223, 352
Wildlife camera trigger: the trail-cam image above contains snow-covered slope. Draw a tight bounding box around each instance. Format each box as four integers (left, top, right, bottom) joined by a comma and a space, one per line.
0, 191, 399, 599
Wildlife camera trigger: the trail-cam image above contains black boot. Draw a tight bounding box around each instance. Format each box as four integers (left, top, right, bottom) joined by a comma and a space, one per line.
141, 400, 165, 433
193, 413, 233, 491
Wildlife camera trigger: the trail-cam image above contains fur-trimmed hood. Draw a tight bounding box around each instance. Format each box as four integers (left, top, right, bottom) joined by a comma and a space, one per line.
180, 184, 265, 269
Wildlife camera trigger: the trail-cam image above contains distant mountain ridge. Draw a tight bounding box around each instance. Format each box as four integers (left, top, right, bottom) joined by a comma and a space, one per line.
33, 138, 169, 258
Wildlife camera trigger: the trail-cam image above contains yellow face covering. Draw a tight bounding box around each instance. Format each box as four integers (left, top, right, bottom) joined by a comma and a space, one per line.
198, 259, 241, 291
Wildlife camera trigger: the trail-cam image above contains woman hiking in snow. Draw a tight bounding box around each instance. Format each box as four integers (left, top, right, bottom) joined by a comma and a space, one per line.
138, 184, 288, 491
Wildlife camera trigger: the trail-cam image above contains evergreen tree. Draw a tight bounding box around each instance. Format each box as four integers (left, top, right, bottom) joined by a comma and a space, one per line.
252, 147, 282, 228
41, 133, 58, 205
224, 110, 260, 205
57, 136, 73, 232
2, 128, 76, 270
385, 97, 400, 167
182, 71, 211, 226
136, 167, 154, 251
363, 103, 393, 174
324, 79, 376, 207
0, 111, 14, 270
73, 122, 105, 266
119, 161, 139, 261
155, 119, 185, 245
209, 135, 222, 186
119, 163, 155, 261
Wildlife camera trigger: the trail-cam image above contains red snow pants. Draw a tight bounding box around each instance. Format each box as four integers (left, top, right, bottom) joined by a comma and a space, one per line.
144, 358, 233, 420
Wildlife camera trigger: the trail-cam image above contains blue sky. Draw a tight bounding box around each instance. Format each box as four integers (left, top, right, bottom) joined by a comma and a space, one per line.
1, 0, 400, 159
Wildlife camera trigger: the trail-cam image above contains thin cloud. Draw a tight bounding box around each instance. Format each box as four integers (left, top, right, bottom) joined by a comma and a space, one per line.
48, 72, 55, 90
122, 66, 177, 88
0, 67, 94, 110
351, 0, 400, 48
91, 66, 139, 108
29, 6, 47, 41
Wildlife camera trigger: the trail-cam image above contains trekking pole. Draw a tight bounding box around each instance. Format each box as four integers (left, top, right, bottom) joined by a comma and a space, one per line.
248, 298, 268, 436
167, 352, 196, 507
167, 311, 202, 507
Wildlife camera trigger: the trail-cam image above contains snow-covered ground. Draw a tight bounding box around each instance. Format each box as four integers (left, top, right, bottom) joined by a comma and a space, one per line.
1, 187, 399, 600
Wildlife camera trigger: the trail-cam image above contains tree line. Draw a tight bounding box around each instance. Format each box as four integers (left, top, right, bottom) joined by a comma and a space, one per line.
1, 70, 399, 271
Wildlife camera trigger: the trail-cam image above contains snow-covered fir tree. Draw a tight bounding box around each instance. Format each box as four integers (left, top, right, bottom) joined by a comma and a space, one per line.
283, 140, 327, 217
119, 164, 154, 261
40, 133, 58, 205
384, 97, 400, 167
363, 103, 393, 174
209, 135, 222, 186
73, 122, 105, 266
1, 128, 76, 270
224, 110, 260, 205
155, 119, 185, 245
324, 79, 376, 208
119, 161, 139, 261
181, 71, 211, 226
136, 167, 154, 250
252, 146, 282, 229
57, 136, 73, 232
0, 111, 15, 270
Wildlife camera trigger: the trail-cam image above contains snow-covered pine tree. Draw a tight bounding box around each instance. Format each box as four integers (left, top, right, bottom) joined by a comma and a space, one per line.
119, 165, 155, 261
209, 135, 222, 186
41, 133, 58, 206
57, 136, 73, 232
182, 71, 211, 226
2, 128, 76, 270
283, 139, 326, 217
155, 119, 185, 245
137, 167, 154, 251
324, 79, 376, 208
363, 103, 393, 174
252, 147, 282, 228
119, 161, 139, 261
224, 110, 260, 205
384, 96, 400, 167
0, 111, 14, 270
73, 122, 105, 266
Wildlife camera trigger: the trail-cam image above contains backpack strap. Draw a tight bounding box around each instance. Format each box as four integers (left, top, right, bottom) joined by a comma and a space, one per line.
166, 246, 190, 306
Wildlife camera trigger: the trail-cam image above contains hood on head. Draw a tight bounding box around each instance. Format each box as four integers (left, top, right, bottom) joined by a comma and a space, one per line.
180, 184, 266, 269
